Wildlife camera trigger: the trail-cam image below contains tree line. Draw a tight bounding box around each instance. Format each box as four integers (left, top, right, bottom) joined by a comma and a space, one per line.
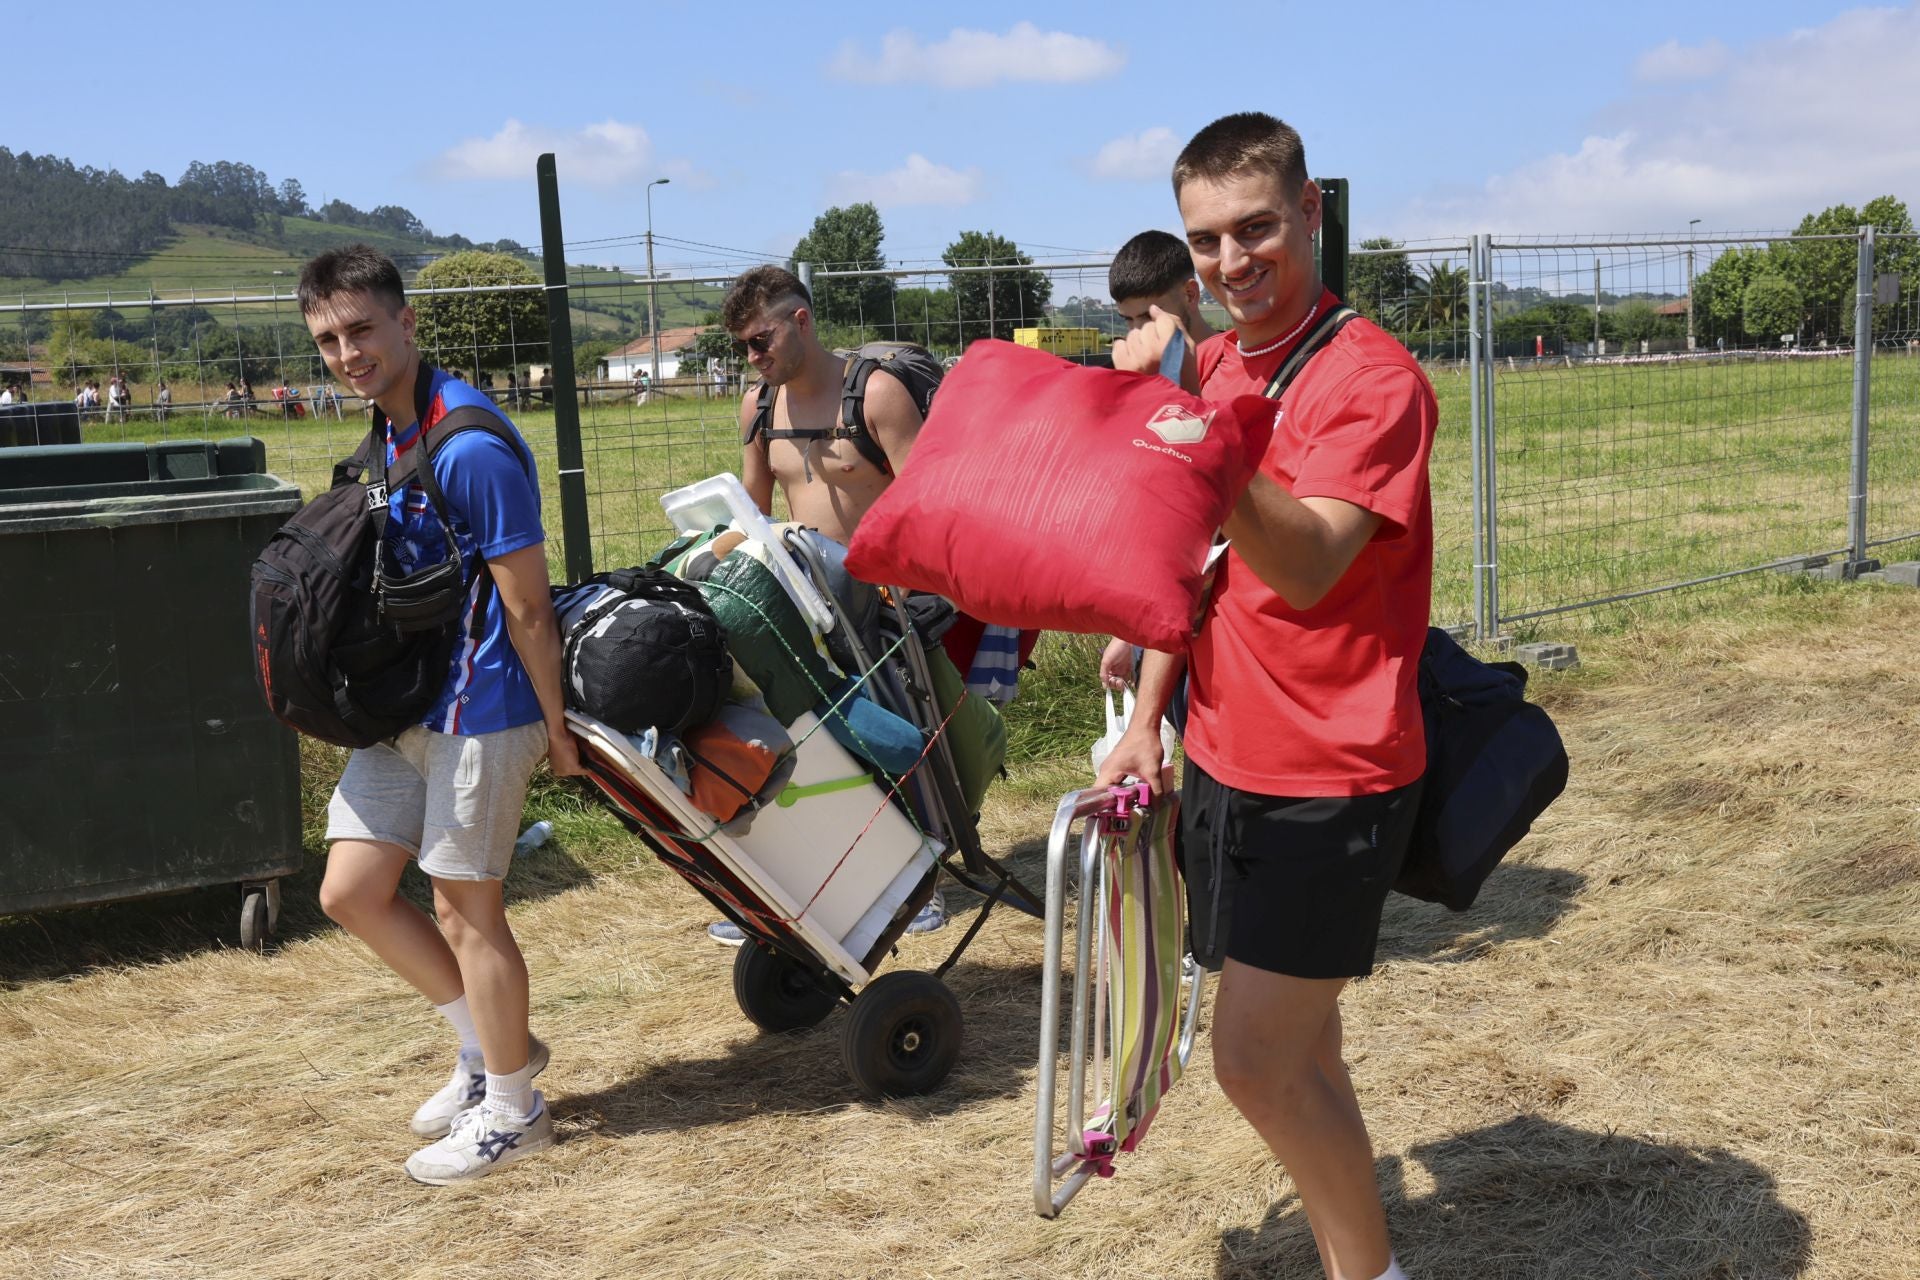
707, 202, 1054, 358
0, 148, 523, 282
1347, 196, 1916, 355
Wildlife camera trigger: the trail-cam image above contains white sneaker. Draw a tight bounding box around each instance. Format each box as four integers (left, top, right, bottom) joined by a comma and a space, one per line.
409, 1036, 550, 1138
905, 890, 949, 935
707, 920, 747, 946
405, 1093, 554, 1186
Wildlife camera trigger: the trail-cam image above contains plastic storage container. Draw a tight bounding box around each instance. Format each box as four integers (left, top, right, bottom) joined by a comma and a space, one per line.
0, 438, 305, 949
660, 472, 836, 632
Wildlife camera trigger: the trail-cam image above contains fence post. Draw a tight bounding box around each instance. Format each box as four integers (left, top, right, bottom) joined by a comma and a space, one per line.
1317, 177, 1349, 299
1847, 224, 1876, 572
1480, 236, 1502, 635
1466, 233, 1487, 640
795, 261, 812, 296
536, 152, 594, 583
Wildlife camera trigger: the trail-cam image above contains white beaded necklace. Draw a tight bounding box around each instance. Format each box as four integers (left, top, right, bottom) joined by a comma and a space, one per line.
1235, 299, 1321, 358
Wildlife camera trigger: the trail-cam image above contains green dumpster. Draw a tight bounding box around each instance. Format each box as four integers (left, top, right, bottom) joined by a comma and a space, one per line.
0, 438, 305, 949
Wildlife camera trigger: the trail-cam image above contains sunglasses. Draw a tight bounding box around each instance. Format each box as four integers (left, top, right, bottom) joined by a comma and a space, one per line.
732, 308, 800, 357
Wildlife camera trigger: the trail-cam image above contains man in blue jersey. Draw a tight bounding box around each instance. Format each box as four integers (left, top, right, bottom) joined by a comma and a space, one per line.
298, 245, 582, 1185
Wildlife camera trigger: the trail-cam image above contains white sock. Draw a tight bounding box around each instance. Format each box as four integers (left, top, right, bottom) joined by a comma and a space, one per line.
433, 994, 482, 1059
485, 1061, 538, 1123
1370, 1257, 1408, 1280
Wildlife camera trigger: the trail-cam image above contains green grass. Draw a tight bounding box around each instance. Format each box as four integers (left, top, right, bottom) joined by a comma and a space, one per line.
1424, 350, 1920, 628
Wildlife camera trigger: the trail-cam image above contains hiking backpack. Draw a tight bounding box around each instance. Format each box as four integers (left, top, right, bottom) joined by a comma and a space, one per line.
743, 341, 944, 474
1396, 629, 1571, 911
248, 404, 522, 749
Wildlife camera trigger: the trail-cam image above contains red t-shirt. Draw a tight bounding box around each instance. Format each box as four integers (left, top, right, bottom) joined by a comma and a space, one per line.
1184, 291, 1437, 797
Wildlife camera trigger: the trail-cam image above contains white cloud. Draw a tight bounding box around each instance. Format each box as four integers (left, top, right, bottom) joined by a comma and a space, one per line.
434, 119, 663, 186
1634, 37, 1730, 82
831, 154, 983, 207
1089, 127, 1180, 182
1391, 7, 1920, 238
829, 22, 1124, 88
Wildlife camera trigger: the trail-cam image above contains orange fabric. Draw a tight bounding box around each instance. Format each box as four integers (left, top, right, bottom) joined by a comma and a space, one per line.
682, 720, 781, 822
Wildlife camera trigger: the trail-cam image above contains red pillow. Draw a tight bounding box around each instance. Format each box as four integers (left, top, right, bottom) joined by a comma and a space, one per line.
845, 340, 1277, 652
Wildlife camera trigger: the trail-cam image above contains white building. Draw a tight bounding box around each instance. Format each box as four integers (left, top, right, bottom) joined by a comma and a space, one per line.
603, 327, 710, 381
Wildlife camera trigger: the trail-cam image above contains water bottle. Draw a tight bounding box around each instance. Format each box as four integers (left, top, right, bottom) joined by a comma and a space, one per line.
514, 820, 553, 855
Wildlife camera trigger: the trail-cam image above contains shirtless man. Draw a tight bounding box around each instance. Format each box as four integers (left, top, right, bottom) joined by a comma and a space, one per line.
726, 265, 922, 543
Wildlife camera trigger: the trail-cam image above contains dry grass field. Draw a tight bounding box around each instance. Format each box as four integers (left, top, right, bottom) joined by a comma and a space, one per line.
4, 576, 1918, 1279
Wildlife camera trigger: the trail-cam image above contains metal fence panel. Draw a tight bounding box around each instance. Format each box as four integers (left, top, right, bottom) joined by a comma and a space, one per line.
1481, 236, 1861, 623
1866, 232, 1920, 555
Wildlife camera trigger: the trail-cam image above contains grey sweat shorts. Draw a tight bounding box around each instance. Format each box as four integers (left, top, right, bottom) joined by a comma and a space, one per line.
325, 722, 549, 881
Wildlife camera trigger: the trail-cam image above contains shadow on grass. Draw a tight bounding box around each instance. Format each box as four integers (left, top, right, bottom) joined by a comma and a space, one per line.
558, 958, 1042, 1136
0, 838, 595, 989
1376, 863, 1588, 964
1218, 1115, 1811, 1280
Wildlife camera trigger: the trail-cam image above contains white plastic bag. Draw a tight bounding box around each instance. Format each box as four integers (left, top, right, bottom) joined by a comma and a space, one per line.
1090, 688, 1178, 778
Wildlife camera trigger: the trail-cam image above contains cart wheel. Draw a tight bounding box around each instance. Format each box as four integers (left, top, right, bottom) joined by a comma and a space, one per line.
733, 944, 841, 1033
841, 971, 963, 1099
239, 888, 272, 953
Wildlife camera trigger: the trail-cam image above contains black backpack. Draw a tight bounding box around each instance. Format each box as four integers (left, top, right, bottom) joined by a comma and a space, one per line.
553, 567, 732, 736
248, 403, 521, 749
744, 341, 943, 474
1397, 628, 1570, 910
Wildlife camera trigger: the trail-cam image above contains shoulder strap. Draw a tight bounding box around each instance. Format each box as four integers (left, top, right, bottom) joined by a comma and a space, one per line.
837, 356, 894, 473
745, 366, 892, 474
743, 380, 776, 448
1261, 304, 1360, 401
333, 422, 383, 488
380, 403, 523, 532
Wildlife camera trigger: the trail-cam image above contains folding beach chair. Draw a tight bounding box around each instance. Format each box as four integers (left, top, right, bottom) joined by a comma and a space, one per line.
1034, 782, 1204, 1216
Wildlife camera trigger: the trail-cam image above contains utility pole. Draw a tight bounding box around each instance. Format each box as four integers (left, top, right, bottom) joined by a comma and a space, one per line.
1687, 218, 1701, 351
645, 177, 671, 387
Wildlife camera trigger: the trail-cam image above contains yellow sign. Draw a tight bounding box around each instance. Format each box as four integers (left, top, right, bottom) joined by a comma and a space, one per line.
1012, 327, 1106, 357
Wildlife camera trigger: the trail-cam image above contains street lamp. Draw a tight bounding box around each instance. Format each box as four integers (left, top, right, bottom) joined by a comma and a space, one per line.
1687, 218, 1702, 351
645, 178, 671, 387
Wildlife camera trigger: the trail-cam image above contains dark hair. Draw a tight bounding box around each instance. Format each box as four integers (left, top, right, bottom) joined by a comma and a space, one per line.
722, 265, 810, 332
1109, 230, 1195, 304
1172, 112, 1308, 197
297, 244, 407, 316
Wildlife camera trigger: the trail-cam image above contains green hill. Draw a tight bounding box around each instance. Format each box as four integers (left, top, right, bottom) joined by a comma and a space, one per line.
4, 222, 735, 342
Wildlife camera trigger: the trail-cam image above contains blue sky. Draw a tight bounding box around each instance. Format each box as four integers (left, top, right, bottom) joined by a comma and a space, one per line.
12, 1, 1916, 273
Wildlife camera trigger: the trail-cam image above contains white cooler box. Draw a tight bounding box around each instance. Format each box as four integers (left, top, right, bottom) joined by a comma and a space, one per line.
569, 709, 940, 977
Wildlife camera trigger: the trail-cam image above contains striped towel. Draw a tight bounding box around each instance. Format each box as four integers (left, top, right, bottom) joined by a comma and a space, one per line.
1090, 797, 1186, 1152
964, 623, 1024, 705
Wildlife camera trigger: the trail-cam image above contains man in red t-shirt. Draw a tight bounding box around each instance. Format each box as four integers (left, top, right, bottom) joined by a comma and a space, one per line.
1098, 113, 1435, 1280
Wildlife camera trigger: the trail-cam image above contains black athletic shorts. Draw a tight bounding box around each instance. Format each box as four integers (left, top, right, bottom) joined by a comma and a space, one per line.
1178, 759, 1424, 979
